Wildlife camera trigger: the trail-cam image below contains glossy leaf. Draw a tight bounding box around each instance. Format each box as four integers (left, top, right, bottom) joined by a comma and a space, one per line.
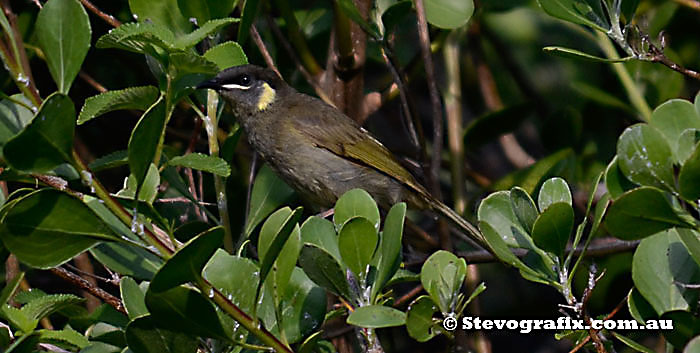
678, 129, 700, 164
298, 244, 352, 300
492, 149, 574, 193
617, 124, 675, 190
166, 153, 230, 177
537, 177, 572, 211
78, 86, 159, 125
678, 229, 700, 267
346, 305, 406, 328
259, 207, 302, 303
149, 227, 223, 293
605, 187, 691, 240
0, 189, 118, 269
334, 189, 381, 230
129, 0, 192, 36
96, 22, 175, 54
300, 216, 342, 262
678, 142, 700, 200
684, 335, 700, 353
0, 95, 34, 154
203, 41, 248, 70
477, 191, 534, 249
662, 311, 700, 349
36, 0, 91, 93
612, 332, 656, 353
632, 229, 700, 315
174, 18, 239, 50
236, 0, 260, 44
628, 288, 656, 325
509, 187, 538, 232
128, 98, 167, 192
406, 295, 439, 342
203, 250, 259, 313
604, 156, 636, 199
649, 99, 700, 164
244, 164, 296, 237
257, 207, 303, 290
531, 202, 573, 257
145, 286, 229, 340
536, 0, 609, 31
543, 46, 633, 63
125, 315, 198, 353
479, 222, 543, 281
120, 277, 148, 320
90, 242, 162, 281
37, 327, 90, 349
424, 0, 474, 29
372, 203, 406, 298
3, 94, 75, 173
338, 217, 378, 277
420, 250, 465, 313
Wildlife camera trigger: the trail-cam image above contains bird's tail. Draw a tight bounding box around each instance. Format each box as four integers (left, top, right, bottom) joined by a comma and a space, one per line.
429, 197, 487, 250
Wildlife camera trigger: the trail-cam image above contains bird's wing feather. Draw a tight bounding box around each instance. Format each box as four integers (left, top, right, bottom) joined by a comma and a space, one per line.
286, 95, 430, 196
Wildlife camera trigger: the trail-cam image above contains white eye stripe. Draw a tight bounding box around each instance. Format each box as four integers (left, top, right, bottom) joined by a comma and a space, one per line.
221, 83, 252, 90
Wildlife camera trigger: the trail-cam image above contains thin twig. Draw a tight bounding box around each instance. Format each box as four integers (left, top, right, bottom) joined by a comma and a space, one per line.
249, 25, 281, 77
50, 267, 126, 315
78, 0, 121, 28
78, 71, 107, 93
393, 285, 423, 308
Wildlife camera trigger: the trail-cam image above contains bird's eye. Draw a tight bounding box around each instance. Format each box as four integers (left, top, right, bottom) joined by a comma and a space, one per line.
233, 74, 251, 87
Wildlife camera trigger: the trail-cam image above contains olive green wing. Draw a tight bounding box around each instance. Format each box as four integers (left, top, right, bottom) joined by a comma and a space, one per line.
287, 96, 430, 196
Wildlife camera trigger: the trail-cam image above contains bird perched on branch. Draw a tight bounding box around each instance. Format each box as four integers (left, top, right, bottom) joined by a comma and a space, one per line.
198, 64, 486, 249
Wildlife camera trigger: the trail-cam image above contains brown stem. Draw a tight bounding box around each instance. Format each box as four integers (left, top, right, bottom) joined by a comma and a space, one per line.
78, 0, 121, 28
393, 285, 423, 308
651, 53, 700, 81
249, 25, 281, 77
1, 0, 42, 106
50, 267, 126, 315
79, 71, 108, 93
74, 253, 100, 311
332, 0, 356, 72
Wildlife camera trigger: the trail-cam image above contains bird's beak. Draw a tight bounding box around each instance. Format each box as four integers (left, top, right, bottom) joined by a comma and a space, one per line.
196, 78, 221, 90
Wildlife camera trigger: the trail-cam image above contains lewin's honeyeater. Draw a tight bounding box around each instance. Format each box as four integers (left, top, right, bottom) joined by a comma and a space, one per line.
197, 64, 485, 248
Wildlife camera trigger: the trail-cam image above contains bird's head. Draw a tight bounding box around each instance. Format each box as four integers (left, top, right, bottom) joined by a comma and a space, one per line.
197, 65, 286, 119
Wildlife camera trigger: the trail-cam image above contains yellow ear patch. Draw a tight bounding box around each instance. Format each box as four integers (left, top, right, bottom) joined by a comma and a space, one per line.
257, 82, 276, 111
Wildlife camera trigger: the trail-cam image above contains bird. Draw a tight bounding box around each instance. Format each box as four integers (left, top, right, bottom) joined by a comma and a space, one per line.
197, 64, 486, 249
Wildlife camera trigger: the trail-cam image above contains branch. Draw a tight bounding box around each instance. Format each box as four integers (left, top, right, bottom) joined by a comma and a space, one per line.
79, 0, 121, 28
50, 267, 126, 315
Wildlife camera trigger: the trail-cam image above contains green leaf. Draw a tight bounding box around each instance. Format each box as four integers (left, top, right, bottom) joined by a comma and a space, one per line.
424, 0, 473, 29
300, 216, 342, 262
479, 222, 543, 281
176, 0, 236, 24
617, 124, 676, 190
406, 295, 439, 342
605, 187, 692, 240
21, 293, 84, 320
129, 0, 192, 36
96, 21, 175, 54
570, 81, 635, 114
338, 217, 378, 277
372, 203, 406, 299
537, 177, 572, 211
203, 41, 248, 70
145, 286, 230, 340
477, 191, 534, 249
683, 335, 700, 353
258, 208, 302, 303
678, 129, 700, 164
37, 327, 90, 349
128, 97, 167, 192
334, 189, 380, 230
89, 150, 128, 172
543, 46, 633, 63
463, 103, 534, 151
628, 288, 656, 325
298, 244, 352, 300
347, 305, 406, 328
380, 1, 412, 35
679, 142, 700, 201
662, 311, 700, 349
116, 163, 161, 204
0, 272, 23, 306
174, 18, 239, 49
236, 0, 261, 44
649, 99, 700, 164
612, 332, 656, 353
90, 242, 162, 280
166, 153, 230, 177
203, 250, 259, 314
0, 189, 119, 269
509, 187, 538, 233
258, 267, 326, 344
604, 156, 636, 199
678, 229, 700, 267
3, 93, 75, 173
420, 250, 466, 313
120, 277, 148, 320
0, 95, 34, 155
536, 0, 609, 31
257, 207, 303, 290
336, 0, 381, 39
244, 164, 296, 237
492, 149, 574, 193
632, 229, 700, 315
149, 227, 224, 293
36, 0, 91, 93
531, 202, 573, 258
78, 86, 160, 125
1, 305, 37, 333
125, 315, 198, 353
